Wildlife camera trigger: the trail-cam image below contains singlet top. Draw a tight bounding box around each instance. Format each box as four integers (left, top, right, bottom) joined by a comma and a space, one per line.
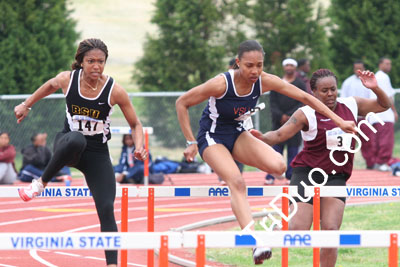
291, 97, 358, 178
198, 69, 262, 134
63, 69, 115, 144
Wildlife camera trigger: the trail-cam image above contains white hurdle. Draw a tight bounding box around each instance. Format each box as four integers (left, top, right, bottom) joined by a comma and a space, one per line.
1, 230, 398, 250
0, 231, 398, 266
2, 185, 400, 198
2, 185, 399, 267
0, 185, 299, 198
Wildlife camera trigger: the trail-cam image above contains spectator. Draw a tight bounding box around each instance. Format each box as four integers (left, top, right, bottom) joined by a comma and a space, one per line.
341, 60, 370, 98
265, 58, 306, 185
340, 60, 373, 169
18, 133, 71, 182
296, 58, 311, 94
365, 57, 398, 171
114, 134, 152, 184
0, 132, 17, 184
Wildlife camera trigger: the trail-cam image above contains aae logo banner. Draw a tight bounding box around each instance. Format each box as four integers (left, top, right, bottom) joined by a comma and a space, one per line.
283, 234, 311, 247
208, 187, 229, 196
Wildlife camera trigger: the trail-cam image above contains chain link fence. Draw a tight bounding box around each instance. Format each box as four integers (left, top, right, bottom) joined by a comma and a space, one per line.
2, 91, 399, 171
0, 92, 272, 170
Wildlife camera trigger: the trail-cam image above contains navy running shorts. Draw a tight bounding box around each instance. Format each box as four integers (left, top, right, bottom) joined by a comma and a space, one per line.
197, 129, 244, 158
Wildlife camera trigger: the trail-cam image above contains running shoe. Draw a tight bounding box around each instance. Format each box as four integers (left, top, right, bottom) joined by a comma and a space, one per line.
264, 179, 275, 185
19, 179, 44, 202
253, 247, 272, 265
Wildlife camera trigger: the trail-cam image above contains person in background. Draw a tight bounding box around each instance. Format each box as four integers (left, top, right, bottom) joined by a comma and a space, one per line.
265, 58, 306, 185
18, 133, 71, 182
296, 58, 311, 94
365, 57, 398, 171
340, 60, 374, 169
0, 132, 17, 184
340, 60, 370, 98
114, 134, 152, 184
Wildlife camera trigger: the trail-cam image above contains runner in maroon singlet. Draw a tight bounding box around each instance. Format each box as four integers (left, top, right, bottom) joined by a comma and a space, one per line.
251, 69, 391, 267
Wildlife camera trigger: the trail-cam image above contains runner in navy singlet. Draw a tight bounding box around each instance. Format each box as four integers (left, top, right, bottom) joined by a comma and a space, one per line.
251, 69, 390, 267
14, 39, 147, 267
176, 40, 356, 265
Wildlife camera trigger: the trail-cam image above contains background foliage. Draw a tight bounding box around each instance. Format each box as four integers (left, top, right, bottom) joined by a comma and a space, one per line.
329, 0, 400, 86
0, 0, 79, 94
0, 0, 79, 148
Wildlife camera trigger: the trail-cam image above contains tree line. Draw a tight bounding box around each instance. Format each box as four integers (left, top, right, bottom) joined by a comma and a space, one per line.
1, 0, 400, 146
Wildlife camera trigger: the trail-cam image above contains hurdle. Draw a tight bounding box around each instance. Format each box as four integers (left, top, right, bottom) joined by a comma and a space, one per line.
0, 231, 398, 266
305, 186, 400, 267
2, 185, 400, 266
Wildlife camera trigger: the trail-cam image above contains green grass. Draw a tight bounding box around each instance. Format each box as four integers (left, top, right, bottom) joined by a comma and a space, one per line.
393, 131, 400, 158
206, 202, 400, 266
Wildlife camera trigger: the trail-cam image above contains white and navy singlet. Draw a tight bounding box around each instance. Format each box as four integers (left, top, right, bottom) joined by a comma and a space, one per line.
197, 69, 262, 156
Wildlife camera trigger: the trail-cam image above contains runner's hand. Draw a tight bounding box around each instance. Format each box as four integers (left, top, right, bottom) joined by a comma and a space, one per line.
134, 147, 147, 161
339, 120, 357, 134
184, 144, 198, 162
14, 103, 30, 123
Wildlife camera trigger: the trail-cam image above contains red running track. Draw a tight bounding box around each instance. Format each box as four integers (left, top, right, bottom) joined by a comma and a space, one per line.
0, 170, 398, 266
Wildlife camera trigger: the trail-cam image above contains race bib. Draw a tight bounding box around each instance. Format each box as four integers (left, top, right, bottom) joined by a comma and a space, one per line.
242, 117, 254, 130
326, 127, 352, 151
72, 115, 104, 136
234, 103, 265, 131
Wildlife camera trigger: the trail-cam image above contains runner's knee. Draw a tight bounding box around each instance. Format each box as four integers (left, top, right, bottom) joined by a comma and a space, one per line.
269, 157, 286, 175
227, 175, 246, 194
66, 132, 87, 152
321, 221, 341, 231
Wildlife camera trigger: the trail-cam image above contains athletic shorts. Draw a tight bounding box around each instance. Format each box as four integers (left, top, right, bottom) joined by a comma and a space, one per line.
197, 129, 244, 158
290, 166, 348, 204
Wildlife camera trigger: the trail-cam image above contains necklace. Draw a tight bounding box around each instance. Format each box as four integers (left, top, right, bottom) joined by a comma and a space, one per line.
83, 78, 99, 91
81, 73, 99, 91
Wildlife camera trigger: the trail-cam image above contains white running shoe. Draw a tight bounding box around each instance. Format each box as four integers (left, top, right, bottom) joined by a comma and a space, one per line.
19, 179, 44, 202
253, 247, 272, 265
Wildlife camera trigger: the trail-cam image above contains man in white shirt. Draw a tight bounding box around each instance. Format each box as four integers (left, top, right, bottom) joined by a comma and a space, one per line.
365, 57, 398, 171
341, 60, 370, 98
341, 60, 377, 169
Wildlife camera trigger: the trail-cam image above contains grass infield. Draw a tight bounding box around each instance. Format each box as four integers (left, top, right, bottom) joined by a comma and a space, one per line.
206, 201, 400, 267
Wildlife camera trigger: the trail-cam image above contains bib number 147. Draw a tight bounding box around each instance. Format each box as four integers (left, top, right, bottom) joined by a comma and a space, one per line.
72, 115, 103, 136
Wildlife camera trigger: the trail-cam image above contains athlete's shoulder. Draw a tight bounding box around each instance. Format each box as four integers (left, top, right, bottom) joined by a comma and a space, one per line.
109, 80, 129, 106
200, 73, 227, 98
209, 72, 227, 87
260, 71, 284, 91
52, 70, 73, 91
55, 70, 72, 82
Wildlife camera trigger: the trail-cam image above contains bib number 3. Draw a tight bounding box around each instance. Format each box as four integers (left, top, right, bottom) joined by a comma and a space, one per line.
326, 127, 352, 151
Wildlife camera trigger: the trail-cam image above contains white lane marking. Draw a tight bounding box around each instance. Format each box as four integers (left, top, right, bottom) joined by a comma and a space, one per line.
0, 197, 271, 227
29, 249, 57, 267
0, 263, 18, 267
54, 252, 80, 257
0, 211, 97, 227
13, 197, 267, 266
126, 263, 147, 267
83, 256, 104, 261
